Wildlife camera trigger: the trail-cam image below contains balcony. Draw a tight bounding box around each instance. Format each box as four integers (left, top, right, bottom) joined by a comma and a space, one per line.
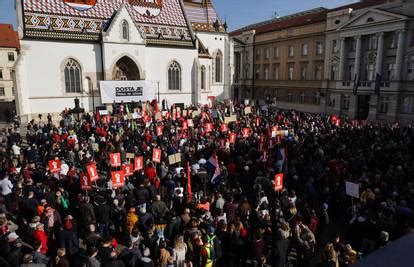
340, 80, 391, 88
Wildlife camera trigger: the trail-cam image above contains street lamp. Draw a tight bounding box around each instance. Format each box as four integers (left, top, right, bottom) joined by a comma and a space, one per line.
70, 97, 85, 122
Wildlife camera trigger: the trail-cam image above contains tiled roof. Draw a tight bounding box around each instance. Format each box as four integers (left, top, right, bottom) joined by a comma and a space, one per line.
23, 0, 187, 27
0, 24, 19, 49
183, 1, 225, 33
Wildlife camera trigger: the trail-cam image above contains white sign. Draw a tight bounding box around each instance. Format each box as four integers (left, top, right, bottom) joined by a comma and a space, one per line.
99, 80, 156, 104
345, 181, 360, 199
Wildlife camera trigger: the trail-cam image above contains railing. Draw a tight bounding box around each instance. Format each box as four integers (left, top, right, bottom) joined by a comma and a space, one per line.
341, 81, 391, 87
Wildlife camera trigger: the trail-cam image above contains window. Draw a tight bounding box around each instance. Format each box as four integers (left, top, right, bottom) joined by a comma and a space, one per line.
313, 92, 321, 105
401, 96, 414, 113
331, 65, 338, 80
348, 65, 354, 80
366, 64, 375, 81
11, 87, 15, 96
288, 46, 294, 57
342, 94, 350, 110
264, 65, 269, 80
288, 66, 294, 80
389, 33, 397, 49
201, 66, 206, 90
315, 65, 322, 80
0, 87, 4, 96
408, 62, 414, 80
168, 61, 181, 90
122, 20, 129, 40
350, 38, 356, 52
8, 52, 15, 61
0, 68, 2, 79
64, 59, 82, 93
368, 35, 377, 50
379, 96, 389, 113
264, 48, 270, 60
302, 44, 308, 56
255, 49, 260, 60
386, 63, 396, 81
274, 47, 280, 58
255, 65, 260, 80
274, 64, 279, 80
299, 92, 305, 103
300, 66, 307, 80
287, 92, 293, 102
215, 50, 222, 83
332, 40, 339, 53
367, 17, 374, 23
316, 41, 323, 55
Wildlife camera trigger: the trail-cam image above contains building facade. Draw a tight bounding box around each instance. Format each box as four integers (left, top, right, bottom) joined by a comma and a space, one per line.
230, 0, 414, 123
14, 0, 230, 123
0, 24, 19, 120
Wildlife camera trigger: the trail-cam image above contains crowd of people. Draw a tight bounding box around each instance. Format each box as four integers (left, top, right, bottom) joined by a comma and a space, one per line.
0, 99, 413, 267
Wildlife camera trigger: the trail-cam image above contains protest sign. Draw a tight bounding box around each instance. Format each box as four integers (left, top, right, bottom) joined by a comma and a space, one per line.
345, 181, 360, 199
48, 159, 61, 174
111, 171, 125, 188
109, 153, 121, 167
274, 173, 284, 192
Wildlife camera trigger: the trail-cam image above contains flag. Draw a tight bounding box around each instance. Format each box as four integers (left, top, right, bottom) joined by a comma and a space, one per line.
375, 73, 382, 96
207, 154, 220, 184
353, 73, 360, 96
187, 162, 192, 202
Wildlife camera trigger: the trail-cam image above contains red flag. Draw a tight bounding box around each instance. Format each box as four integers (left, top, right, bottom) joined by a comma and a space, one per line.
134, 156, 144, 171
152, 148, 161, 163
187, 162, 192, 202
111, 171, 125, 188
122, 164, 134, 176
48, 159, 61, 173
274, 173, 284, 192
80, 173, 92, 191
86, 163, 99, 182
109, 153, 121, 167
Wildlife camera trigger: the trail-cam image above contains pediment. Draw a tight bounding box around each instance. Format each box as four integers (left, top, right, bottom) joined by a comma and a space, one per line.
338, 8, 407, 30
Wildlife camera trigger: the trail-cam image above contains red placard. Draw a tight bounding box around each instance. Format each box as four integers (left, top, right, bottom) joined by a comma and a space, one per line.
122, 164, 134, 176
111, 171, 125, 188
274, 173, 284, 192
86, 164, 99, 182
229, 133, 236, 144
109, 153, 121, 167
182, 121, 188, 130
221, 124, 228, 132
134, 156, 144, 171
48, 159, 61, 173
152, 148, 162, 163
242, 128, 250, 138
80, 173, 92, 191
205, 123, 213, 133
156, 126, 163, 136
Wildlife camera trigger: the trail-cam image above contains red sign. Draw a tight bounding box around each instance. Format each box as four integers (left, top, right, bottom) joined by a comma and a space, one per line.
48, 159, 61, 173
109, 153, 121, 167
229, 133, 236, 144
80, 173, 92, 191
182, 121, 188, 130
205, 123, 213, 133
86, 164, 99, 182
134, 156, 144, 171
242, 128, 250, 138
156, 126, 163, 136
221, 124, 229, 132
111, 171, 125, 188
152, 148, 162, 163
274, 173, 284, 192
122, 164, 134, 176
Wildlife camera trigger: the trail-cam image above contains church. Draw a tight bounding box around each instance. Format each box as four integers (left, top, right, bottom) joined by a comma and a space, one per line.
14, 0, 231, 122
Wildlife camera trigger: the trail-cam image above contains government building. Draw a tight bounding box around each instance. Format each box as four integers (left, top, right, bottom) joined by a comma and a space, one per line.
14, 0, 231, 123
231, 0, 414, 124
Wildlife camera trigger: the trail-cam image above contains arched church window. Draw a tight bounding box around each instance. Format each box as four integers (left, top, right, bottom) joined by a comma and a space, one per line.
168, 61, 181, 90
64, 59, 82, 93
215, 50, 222, 83
122, 20, 129, 41
201, 66, 206, 90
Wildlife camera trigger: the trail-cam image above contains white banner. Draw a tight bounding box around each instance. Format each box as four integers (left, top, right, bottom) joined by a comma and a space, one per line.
345, 181, 360, 199
99, 80, 156, 104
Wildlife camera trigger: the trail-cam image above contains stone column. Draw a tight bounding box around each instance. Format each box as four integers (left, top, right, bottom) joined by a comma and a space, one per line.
395, 30, 406, 81
375, 32, 385, 77
338, 37, 347, 81
354, 36, 362, 79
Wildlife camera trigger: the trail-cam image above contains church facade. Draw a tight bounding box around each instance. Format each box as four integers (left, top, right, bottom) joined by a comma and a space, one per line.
14, 0, 230, 122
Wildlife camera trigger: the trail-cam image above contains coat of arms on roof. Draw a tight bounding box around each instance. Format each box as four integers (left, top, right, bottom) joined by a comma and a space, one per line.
129, 0, 163, 18
63, 0, 97, 11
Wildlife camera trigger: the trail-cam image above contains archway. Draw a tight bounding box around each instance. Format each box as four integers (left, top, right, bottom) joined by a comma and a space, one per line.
112, 56, 140, 80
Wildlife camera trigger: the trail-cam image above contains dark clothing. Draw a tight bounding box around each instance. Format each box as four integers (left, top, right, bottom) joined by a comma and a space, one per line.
58, 229, 79, 255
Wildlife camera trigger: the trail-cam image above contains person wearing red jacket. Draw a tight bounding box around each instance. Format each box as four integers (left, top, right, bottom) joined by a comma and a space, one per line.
33, 223, 48, 254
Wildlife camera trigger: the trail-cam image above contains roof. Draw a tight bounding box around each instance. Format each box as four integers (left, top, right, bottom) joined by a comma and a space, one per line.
183, 0, 226, 33
330, 0, 386, 12
0, 24, 20, 49
23, 0, 194, 43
